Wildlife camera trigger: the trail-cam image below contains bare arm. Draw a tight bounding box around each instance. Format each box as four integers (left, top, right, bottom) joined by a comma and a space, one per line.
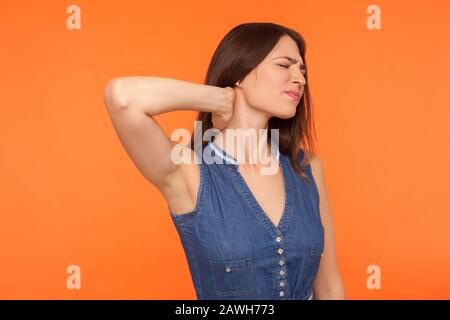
107, 76, 230, 116
309, 154, 346, 300
102, 76, 231, 198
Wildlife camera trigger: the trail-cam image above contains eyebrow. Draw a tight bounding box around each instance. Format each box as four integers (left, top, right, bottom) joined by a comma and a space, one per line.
272, 56, 306, 69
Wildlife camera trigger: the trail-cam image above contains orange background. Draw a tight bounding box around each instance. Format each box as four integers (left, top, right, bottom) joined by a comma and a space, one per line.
1, 0, 449, 299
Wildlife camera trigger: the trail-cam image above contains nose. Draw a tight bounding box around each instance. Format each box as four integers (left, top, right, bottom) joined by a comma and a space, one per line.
291, 70, 307, 86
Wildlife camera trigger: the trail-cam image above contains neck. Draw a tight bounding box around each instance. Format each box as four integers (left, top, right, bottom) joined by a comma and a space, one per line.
211, 102, 275, 167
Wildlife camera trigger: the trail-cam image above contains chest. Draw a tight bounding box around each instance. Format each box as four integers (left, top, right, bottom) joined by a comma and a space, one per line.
192, 161, 324, 262
237, 164, 286, 228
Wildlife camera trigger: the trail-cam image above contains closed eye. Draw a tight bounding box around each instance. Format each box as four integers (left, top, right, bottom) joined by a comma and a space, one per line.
278, 64, 306, 75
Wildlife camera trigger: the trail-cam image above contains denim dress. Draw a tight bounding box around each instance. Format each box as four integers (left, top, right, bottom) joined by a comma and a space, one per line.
168, 140, 324, 300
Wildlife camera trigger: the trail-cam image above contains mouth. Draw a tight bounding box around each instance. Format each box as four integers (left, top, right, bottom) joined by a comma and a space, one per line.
284, 91, 300, 101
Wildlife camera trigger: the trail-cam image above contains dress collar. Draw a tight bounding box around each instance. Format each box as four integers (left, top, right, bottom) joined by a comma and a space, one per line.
206, 140, 280, 165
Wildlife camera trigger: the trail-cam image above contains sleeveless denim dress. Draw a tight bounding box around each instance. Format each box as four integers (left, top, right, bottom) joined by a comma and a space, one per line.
168, 140, 324, 300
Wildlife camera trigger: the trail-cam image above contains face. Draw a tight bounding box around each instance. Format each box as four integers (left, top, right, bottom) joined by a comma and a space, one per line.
239, 35, 307, 119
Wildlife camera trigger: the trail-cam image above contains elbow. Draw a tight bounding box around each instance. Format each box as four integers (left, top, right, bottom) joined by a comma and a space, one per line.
103, 78, 129, 110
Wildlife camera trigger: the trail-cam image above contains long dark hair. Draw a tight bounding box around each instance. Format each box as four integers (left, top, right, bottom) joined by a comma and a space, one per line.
190, 22, 317, 182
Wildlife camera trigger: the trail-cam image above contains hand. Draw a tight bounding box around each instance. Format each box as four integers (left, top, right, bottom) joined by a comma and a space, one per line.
212, 86, 236, 131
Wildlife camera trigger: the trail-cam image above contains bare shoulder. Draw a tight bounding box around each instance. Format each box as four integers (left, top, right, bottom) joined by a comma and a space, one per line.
303, 150, 325, 193
305, 151, 323, 176
160, 144, 202, 216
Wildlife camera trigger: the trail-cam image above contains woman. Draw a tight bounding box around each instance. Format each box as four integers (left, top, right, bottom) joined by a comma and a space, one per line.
103, 22, 345, 300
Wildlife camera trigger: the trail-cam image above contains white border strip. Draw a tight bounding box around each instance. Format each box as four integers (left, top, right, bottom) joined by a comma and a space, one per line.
209, 142, 238, 164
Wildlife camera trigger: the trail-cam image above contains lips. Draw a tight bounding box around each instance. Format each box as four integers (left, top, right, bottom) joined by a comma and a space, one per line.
284, 91, 300, 100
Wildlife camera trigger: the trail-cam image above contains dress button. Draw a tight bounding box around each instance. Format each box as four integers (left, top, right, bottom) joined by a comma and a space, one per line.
277, 248, 283, 255
275, 236, 282, 242
279, 270, 285, 276
225, 267, 231, 272
279, 259, 285, 266
280, 281, 285, 287
279, 291, 285, 297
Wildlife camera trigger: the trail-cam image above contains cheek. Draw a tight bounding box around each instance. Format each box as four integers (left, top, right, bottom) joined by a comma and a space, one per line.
259, 67, 288, 89
249, 69, 288, 103
244, 67, 294, 115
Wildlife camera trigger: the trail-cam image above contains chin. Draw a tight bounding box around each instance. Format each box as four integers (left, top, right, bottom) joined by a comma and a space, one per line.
274, 108, 296, 119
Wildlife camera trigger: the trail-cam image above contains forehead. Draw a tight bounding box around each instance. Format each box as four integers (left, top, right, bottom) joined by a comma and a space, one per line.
267, 35, 303, 63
